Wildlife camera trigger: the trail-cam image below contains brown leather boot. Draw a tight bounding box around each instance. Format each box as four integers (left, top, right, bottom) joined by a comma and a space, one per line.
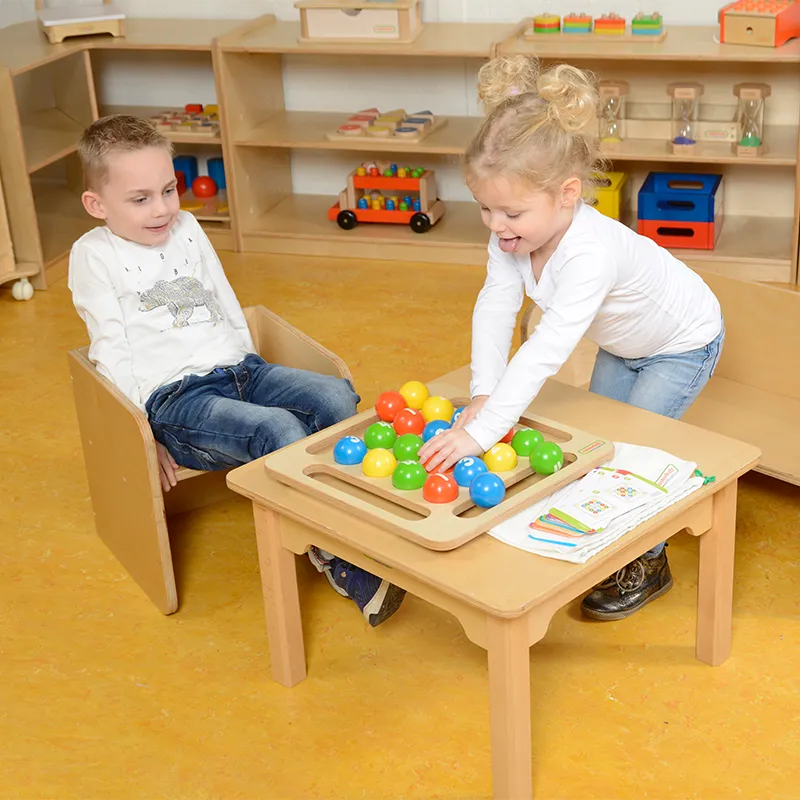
581, 548, 673, 621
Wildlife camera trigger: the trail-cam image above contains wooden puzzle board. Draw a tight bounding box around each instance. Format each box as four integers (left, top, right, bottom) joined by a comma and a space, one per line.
149, 109, 220, 139
523, 19, 667, 43
180, 190, 229, 222
326, 116, 447, 144
263, 401, 615, 551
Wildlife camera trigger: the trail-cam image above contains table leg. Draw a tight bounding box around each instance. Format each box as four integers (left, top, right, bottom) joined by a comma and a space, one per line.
253, 503, 307, 687
696, 480, 737, 666
487, 615, 533, 800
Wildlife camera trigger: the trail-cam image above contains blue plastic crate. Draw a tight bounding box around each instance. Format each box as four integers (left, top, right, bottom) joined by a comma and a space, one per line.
638, 172, 723, 223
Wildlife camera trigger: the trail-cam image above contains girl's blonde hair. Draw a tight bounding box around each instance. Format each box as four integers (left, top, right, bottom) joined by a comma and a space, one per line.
465, 55, 602, 194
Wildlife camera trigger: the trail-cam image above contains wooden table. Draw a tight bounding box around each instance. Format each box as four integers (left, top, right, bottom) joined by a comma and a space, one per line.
227, 367, 760, 800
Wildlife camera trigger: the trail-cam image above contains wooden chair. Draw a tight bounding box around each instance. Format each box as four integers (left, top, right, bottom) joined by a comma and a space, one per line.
520, 270, 800, 485
68, 306, 353, 614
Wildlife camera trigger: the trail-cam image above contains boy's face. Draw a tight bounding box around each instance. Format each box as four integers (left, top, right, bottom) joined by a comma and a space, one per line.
82, 146, 180, 247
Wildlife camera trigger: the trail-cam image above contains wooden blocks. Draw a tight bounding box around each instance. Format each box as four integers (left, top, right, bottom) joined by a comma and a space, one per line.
149, 106, 221, 139
719, 0, 800, 47
296, 0, 422, 44
36, 0, 125, 45
328, 108, 447, 144
524, 11, 667, 42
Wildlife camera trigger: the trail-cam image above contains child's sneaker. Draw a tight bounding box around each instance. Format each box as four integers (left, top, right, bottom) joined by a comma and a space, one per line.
308, 547, 405, 627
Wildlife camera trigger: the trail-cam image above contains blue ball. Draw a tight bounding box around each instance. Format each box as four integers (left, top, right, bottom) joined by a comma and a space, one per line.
333, 435, 367, 465
454, 456, 489, 487
470, 473, 506, 508
422, 419, 451, 442
451, 406, 465, 425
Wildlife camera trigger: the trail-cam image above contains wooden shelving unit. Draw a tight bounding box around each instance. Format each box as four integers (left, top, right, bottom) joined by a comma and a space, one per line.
2, 14, 800, 288
497, 23, 800, 284
0, 18, 242, 291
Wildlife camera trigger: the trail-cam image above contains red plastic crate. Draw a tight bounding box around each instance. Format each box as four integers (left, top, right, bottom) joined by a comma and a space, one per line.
637, 218, 722, 250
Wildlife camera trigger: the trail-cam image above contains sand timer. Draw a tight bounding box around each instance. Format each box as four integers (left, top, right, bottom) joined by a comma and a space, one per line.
667, 82, 704, 154
733, 82, 770, 156
598, 80, 629, 150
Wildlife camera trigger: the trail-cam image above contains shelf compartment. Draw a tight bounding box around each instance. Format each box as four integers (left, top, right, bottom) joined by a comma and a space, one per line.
235, 111, 479, 155
15, 50, 97, 174
603, 126, 798, 166
241, 193, 488, 265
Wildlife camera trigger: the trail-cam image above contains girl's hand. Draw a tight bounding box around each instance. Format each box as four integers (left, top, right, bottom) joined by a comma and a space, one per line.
156, 441, 179, 492
417, 428, 483, 474
452, 395, 489, 430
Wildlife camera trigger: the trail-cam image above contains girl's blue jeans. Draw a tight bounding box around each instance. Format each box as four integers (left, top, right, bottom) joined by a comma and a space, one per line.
146, 354, 359, 470
588, 322, 725, 557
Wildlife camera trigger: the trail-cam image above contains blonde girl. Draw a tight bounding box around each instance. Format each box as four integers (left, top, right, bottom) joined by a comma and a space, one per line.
418, 55, 724, 620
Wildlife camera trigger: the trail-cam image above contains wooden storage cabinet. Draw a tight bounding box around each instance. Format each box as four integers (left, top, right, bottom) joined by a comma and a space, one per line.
215, 15, 518, 266
497, 24, 800, 283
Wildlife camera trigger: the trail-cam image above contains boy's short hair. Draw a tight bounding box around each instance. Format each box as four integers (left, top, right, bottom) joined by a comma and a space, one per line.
78, 115, 173, 189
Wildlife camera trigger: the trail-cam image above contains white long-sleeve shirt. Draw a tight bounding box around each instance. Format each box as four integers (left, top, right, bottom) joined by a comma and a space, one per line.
69, 211, 254, 410
465, 202, 722, 451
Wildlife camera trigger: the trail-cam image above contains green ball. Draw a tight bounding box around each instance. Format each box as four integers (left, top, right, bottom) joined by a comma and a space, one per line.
393, 433, 423, 461
529, 441, 564, 476
364, 421, 397, 450
392, 460, 428, 491
511, 428, 544, 457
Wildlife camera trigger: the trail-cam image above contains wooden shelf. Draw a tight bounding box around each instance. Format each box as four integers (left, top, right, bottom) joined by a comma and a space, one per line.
499, 22, 800, 63
22, 108, 83, 173
221, 17, 518, 58
241, 193, 487, 264
604, 127, 798, 166
100, 105, 223, 145
0, 18, 247, 75
235, 111, 478, 154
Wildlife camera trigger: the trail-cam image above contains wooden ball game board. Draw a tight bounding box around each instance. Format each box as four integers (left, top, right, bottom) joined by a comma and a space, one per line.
263, 401, 614, 551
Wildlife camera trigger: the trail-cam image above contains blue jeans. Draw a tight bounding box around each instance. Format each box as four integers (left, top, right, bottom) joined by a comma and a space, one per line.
588, 322, 725, 557
146, 354, 360, 470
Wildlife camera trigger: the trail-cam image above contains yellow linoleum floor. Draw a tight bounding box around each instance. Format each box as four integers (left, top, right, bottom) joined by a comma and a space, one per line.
1, 252, 799, 800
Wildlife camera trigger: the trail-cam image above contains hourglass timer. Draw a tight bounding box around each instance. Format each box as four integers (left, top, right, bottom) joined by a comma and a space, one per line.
733, 82, 770, 157
667, 82, 704, 155
598, 80, 629, 151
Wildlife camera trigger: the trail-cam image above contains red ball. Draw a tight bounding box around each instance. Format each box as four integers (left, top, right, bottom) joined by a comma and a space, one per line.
192, 176, 217, 198
500, 427, 515, 444
423, 473, 459, 504
375, 390, 406, 422
393, 408, 425, 437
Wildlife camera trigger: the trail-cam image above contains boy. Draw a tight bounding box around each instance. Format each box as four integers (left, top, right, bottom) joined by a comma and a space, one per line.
69, 115, 405, 626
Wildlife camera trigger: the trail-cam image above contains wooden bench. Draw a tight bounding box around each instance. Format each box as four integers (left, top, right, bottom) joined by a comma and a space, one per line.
68, 305, 352, 615
521, 269, 800, 485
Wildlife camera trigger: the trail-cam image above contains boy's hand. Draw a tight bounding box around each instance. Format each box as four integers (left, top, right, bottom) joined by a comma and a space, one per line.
452, 395, 489, 430
156, 441, 179, 492
418, 428, 483, 474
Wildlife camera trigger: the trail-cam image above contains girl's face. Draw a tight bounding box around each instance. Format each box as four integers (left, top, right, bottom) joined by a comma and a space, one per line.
469, 173, 579, 256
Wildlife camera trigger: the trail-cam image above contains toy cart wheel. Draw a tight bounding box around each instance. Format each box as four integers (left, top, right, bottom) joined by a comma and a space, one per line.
337, 210, 358, 230
410, 212, 431, 234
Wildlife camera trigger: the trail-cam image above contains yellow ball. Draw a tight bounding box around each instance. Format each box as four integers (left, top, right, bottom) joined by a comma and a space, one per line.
362, 448, 397, 478
399, 380, 429, 410
483, 443, 518, 472
421, 395, 454, 423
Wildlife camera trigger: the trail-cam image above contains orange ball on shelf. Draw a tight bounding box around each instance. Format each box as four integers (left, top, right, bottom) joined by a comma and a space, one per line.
192, 175, 217, 198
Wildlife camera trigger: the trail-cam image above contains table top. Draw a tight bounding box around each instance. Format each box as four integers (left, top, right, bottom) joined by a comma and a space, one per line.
228, 368, 760, 617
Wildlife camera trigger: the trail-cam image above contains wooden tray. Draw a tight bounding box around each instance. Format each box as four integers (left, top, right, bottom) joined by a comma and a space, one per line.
263, 401, 614, 551
326, 116, 447, 145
